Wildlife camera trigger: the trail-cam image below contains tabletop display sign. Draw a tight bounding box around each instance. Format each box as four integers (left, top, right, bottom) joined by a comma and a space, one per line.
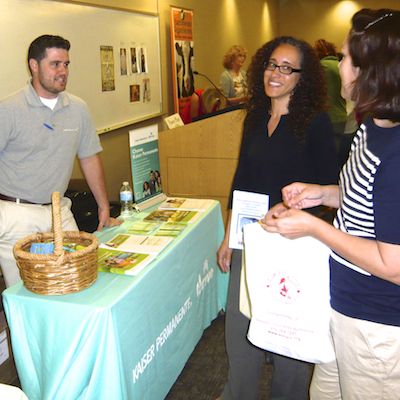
129, 124, 166, 210
170, 7, 195, 121
164, 113, 184, 129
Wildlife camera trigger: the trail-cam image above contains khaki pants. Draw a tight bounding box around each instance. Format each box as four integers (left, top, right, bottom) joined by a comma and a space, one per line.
0, 198, 78, 288
310, 309, 400, 400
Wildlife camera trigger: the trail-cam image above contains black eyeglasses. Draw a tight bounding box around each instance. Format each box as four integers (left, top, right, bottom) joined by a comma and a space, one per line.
264, 61, 302, 75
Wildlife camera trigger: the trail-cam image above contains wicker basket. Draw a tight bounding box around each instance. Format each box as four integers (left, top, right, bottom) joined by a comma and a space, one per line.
13, 192, 99, 295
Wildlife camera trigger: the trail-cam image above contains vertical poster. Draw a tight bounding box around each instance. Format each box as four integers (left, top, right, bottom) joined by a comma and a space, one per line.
129, 124, 163, 205
170, 7, 194, 120
119, 48, 128, 76
129, 84, 140, 102
100, 45, 115, 91
139, 47, 148, 73
130, 47, 139, 74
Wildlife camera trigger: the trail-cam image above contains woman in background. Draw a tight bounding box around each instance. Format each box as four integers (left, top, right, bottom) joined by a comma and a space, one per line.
314, 39, 348, 137
217, 36, 338, 400
219, 45, 248, 105
142, 181, 151, 198
262, 9, 400, 399
155, 170, 162, 192
314, 38, 358, 167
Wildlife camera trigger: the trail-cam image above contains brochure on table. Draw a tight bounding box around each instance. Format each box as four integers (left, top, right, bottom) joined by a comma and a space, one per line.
98, 197, 214, 276
229, 190, 270, 250
103, 234, 173, 254
158, 197, 214, 211
143, 209, 201, 224
129, 124, 166, 211
98, 247, 155, 276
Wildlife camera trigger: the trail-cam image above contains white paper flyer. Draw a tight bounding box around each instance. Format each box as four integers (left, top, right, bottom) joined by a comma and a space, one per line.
228, 190, 269, 250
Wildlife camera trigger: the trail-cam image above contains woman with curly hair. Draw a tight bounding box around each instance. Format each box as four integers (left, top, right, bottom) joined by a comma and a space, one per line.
262, 9, 400, 399
219, 45, 248, 105
216, 36, 338, 400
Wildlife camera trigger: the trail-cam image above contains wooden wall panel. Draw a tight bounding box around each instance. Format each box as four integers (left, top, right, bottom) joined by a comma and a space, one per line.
158, 109, 245, 225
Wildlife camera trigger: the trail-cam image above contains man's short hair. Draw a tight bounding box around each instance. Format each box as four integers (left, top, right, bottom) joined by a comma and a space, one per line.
27, 34, 70, 68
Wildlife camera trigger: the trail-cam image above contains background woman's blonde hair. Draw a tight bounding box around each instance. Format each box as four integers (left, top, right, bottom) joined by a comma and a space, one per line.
222, 45, 247, 69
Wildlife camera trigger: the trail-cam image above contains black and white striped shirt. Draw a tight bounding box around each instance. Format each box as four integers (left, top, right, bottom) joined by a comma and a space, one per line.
330, 118, 400, 326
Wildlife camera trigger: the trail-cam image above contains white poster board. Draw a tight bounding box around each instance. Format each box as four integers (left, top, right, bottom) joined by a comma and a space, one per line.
0, 0, 162, 133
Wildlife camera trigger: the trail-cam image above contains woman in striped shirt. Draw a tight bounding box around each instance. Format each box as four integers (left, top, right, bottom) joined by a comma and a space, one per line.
261, 8, 400, 400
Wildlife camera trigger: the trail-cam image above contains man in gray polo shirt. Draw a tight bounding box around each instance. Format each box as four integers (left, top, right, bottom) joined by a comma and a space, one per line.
0, 34, 119, 287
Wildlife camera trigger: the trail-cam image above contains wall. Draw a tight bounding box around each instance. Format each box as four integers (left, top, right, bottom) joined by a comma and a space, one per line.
68, 0, 279, 201
56, 0, 400, 203
67, 0, 157, 201
68, 0, 158, 14
278, 0, 400, 50
157, 0, 279, 115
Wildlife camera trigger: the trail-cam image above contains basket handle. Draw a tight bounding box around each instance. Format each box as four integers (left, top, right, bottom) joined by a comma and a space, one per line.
52, 192, 64, 256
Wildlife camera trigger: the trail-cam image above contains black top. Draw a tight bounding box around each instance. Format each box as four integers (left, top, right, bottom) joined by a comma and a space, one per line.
230, 112, 339, 208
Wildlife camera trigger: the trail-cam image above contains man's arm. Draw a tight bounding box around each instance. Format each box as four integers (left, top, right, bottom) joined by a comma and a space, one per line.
79, 154, 121, 230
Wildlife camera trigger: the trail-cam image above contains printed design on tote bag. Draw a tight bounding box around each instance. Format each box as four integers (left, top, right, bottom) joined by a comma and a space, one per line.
265, 272, 301, 304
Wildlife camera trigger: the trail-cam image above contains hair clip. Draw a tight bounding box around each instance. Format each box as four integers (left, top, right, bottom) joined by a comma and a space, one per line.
364, 12, 393, 31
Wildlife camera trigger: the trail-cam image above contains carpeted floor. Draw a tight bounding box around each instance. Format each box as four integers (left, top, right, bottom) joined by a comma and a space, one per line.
165, 314, 272, 400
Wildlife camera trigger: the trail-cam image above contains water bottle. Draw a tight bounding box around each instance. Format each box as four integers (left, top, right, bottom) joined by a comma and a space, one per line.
119, 181, 134, 218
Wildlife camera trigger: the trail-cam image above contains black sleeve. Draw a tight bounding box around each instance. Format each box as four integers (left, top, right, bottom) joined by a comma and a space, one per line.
227, 115, 251, 209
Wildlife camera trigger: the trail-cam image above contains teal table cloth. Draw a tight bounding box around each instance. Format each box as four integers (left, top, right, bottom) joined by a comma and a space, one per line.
3, 201, 229, 400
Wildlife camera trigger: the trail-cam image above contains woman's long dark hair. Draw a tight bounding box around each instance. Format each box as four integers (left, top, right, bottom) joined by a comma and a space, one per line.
246, 36, 326, 140
349, 9, 400, 122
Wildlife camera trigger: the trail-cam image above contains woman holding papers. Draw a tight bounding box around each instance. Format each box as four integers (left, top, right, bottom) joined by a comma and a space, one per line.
262, 9, 400, 400
216, 36, 338, 400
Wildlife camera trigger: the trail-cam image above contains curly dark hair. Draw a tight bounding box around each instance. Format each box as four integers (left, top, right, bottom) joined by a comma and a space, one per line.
246, 36, 327, 140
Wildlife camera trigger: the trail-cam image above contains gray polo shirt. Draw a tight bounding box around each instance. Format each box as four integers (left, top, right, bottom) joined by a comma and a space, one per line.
0, 83, 102, 204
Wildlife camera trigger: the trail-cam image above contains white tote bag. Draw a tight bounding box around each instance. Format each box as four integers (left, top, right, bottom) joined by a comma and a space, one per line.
242, 222, 335, 364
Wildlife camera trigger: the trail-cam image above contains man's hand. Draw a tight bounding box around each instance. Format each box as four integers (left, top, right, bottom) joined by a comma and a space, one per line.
96, 207, 122, 231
